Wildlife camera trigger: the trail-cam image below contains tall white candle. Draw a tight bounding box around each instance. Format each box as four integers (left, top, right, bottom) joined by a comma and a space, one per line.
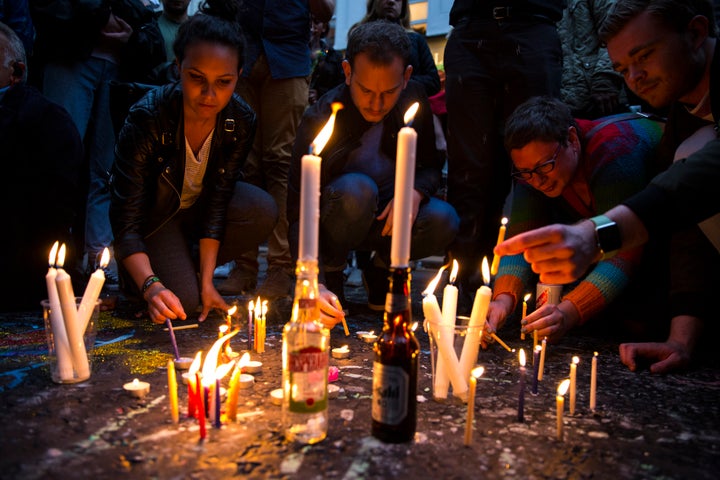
390, 102, 419, 268
460, 257, 491, 380
78, 247, 109, 332
538, 337, 547, 381
590, 352, 598, 411
569, 356, 579, 415
299, 102, 342, 261
55, 244, 90, 380
45, 241, 73, 381
437, 260, 459, 398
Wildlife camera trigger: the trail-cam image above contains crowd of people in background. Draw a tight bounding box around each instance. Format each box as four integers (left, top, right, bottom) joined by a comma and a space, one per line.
1, 0, 718, 375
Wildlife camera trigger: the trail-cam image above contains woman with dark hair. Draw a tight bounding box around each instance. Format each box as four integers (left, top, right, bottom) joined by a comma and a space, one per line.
110, 0, 278, 324
357, 0, 440, 96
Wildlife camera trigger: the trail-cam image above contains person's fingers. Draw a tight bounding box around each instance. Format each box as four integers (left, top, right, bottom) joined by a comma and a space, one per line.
619, 343, 638, 371
198, 305, 210, 323
495, 225, 565, 256
649, 354, 679, 374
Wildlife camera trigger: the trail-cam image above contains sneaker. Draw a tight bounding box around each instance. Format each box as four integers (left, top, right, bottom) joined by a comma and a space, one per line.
362, 263, 389, 311
323, 270, 346, 306
217, 265, 257, 295
214, 260, 234, 278
256, 267, 294, 300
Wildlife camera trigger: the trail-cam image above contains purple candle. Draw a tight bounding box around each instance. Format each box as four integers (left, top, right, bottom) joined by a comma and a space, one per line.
214, 377, 221, 428
165, 319, 180, 361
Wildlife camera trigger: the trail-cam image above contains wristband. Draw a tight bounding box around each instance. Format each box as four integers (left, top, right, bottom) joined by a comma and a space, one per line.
141, 275, 161, 294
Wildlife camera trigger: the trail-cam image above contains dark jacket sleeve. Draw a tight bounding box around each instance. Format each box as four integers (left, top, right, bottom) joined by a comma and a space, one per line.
408, 31, 441, 97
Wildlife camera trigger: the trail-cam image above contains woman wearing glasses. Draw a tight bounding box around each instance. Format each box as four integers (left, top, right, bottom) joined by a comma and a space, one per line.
484, 96, 663, 343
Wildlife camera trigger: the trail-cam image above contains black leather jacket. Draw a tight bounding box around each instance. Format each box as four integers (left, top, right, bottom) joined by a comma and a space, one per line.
110, 82, 256, 262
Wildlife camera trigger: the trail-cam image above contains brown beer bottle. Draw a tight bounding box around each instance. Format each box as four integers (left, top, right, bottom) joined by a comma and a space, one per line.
371, 267, 419, 443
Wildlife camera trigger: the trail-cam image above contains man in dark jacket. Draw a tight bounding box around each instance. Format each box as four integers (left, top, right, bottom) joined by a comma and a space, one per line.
287, 21, 459, 310
0, 22, 83, 310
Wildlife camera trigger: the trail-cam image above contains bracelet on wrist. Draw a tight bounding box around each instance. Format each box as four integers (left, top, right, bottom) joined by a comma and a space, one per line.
141, 275, 161, 294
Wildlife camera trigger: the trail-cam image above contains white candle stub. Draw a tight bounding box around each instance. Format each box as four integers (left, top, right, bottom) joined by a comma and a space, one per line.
328, 383, 341, 399
123, 378, 150, 398
331, 345, 350, 359
174, 356, 194, 370
238, 373, 255, 389
360, 332, 377, 344
244, 360, 262, 374
270, 388, 283, 405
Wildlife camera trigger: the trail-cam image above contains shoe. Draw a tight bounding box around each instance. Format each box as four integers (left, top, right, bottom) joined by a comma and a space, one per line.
362, 263, 389, 311
217, 265, 257, 295
214, 261, 234, 278
323, 270, 346, 306
256, 267, 294, 300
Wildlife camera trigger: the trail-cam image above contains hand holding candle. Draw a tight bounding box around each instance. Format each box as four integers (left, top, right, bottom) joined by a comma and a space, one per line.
490, 217, 508, 276
463, 366, 484, 446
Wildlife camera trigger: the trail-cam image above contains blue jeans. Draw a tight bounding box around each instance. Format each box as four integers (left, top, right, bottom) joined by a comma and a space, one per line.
43, 56, 118, 260
319, 173, 459, 271
142, 182, 278, 313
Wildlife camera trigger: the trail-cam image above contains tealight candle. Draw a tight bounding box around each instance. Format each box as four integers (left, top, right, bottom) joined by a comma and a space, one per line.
123, 378, 150, 399
360, 331, 377, 344
238, 373, 254, 389
331, 345, 350, 359
174, 356, 194, 370
270, 388, 283, 405
244, 360, 263, 374
328, 383, 341, 399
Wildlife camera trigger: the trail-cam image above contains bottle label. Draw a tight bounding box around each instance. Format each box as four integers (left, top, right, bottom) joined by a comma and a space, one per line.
372, 362, 409, 425
384, 293, 409, 314
288, 347, 328, 413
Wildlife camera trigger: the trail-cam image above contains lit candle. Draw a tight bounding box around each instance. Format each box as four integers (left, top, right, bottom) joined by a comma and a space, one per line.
520, 293, 531, 340
331, 345, 350, 359
569, 356, 579, 415
196, 371, 206, 440
533, 329, 539, 352
490, 217, 508, 276
55, 244, 90, 380
461, 257, 492, 380
538, 337, 547, 381
226, 305, 237, 329
463, 366, 484, 446
259, 300, 268, 354
253, 298, 261, 352
225, 353, 250, 423
517, 349, 526, 422
528, 345, 540, 396
248, 299, 254, 344
490, 332, 513, 352
78, 247, 109, 332
557, 378, 570, 441
299, 102, 342, 261
423, 266, 467, 400
123, 378, 150, 399
390, 102, 419, 268
186, 352, 202, 418
212, 362, 233, 428
590, 352, 598, 411
167, 359, 179, 424
166, 319, 181, 361
360, 331, 377, 344
45, 241, 73, 381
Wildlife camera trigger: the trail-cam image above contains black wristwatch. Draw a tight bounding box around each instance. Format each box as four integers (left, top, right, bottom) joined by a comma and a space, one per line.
589, 215, 622, 261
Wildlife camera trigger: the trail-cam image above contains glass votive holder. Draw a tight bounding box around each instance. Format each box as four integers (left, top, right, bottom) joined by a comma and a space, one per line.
42, 297, 99, 384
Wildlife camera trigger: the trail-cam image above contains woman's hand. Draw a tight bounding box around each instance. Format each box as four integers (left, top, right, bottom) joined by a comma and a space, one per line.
318, 283, 346, 329
481, 294, 513, 349
144, 282, 187, 324
199, 284, 230, 323
521, 300, 579, 343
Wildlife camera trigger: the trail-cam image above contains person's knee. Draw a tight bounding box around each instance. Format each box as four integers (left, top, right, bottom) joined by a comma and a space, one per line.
323, 173, 377, 220
416, 199, 460, 247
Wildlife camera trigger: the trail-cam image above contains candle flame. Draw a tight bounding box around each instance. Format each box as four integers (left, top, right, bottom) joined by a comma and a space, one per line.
411, 321, 418, 332
188, 351, 203, 375
337, 345, 349, 353
518, 348, 526, 367
523, 293, 532, 303
254, 297, 262, 317
248, 299, 254, 312
572, 356, 580, 365
403, 102, 419, 126
239, 352, 250, 368
48, 241, 59, 267
132, 378, 140, 386
423, 265, 447, 296
311, 102, 343, 155
449, 259, 459, 284
557, 378, 571, 396
215, 361, 234, 381
471, 366, 485, 379
202, 329, 239, 385
501, 217, 508, 226
99, 247, 110, 268
481, 257, 490, 285
535, 345, 542, 353
261, 299, 268, 316
228, 305, 237, 317
56, 243, 67, 268
219, 325, 229, 334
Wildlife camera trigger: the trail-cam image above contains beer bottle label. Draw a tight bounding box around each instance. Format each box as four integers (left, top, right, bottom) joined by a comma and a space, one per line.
372, 362, 409, 425
288, 347, 328, 414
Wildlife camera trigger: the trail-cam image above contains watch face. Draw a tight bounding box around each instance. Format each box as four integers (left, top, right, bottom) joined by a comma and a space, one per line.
596, 221, 622, 254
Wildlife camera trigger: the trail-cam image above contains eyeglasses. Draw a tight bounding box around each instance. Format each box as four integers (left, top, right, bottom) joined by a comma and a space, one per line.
511, 143, 562, 181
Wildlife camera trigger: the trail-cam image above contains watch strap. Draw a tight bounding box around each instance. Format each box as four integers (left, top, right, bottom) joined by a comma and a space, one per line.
590, 215, 621, 261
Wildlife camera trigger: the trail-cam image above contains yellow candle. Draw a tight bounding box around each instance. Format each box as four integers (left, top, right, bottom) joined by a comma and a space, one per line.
569, 356, 579, 415
464, 367, 484, 446
538, 338, 547, 381
520, 293, 530, 340
490, 332, 512, 352
167, 359, 179, 424
533, 329, 539, 352
590, 352, 598, 411
225, 353, 249, 422
490, 217, 508, 276
557, 378, 570, 441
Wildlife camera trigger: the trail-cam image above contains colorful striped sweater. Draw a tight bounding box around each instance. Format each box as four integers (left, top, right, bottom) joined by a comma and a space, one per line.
494, 114, 664, 323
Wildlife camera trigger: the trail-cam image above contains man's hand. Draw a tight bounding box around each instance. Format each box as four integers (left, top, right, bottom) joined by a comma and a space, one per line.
198, 285, 230, 323
495, 221, 598, 284
144, 283, 187, 324
619, 341, 692, 374
318, 284, 346, 329
377, 190, 423, 236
